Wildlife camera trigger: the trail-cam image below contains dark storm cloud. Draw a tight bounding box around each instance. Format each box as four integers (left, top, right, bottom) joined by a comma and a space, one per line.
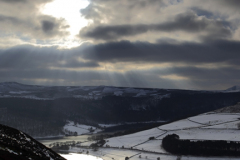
59, 59, 100, 68
2, 39, 239, 71
0, 59, 239, 90
0, 15, 20, 23
156, 66, 240, 81
150, 66, 240, 89
0, 0, 239, 90
220, 0, 240, 7
41, 20, 55, 33
81, 40, 240, 66
38, 16, 69, 37
80, 11, 231, 40
0, 45, 99, 70
0, 40, 239, 89
0, 68, 159, 88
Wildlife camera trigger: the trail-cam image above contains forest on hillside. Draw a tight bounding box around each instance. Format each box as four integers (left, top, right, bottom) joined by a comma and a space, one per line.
162, 134, 240, 156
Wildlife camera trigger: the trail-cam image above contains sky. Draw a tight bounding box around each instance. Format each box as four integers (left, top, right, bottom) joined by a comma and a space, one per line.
0, 0, 240, 90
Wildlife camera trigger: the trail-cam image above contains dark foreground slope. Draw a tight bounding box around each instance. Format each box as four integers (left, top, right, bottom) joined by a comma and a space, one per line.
0, 124, 65, 160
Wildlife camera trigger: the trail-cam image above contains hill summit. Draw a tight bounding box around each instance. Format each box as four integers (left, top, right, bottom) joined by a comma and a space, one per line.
225, 85, 240, 92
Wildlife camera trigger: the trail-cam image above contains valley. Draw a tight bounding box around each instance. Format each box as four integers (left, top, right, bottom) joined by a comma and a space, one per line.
50, 108, 240, 160
1, 82, 240, 159
1, 82, 240, 138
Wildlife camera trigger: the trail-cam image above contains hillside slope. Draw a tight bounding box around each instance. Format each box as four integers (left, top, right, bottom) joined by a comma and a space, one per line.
0, 124, 65, 160
225, 85, 240, 92
215, 102, 240, 113
71, 111, 240, 160
44, 109, 240, 160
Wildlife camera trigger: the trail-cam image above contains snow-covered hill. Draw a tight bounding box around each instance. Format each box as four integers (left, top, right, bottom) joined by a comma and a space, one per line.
215, 102, 240, 113
63, 121, 102, 136
102, 112, 240, 151
0, 82, 239, 100
67, 106, 240, 160
0, 82, 171, 100
225, 85, 240, 92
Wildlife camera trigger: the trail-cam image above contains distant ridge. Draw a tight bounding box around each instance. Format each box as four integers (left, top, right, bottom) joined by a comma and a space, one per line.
1, 81, 240, 137
215, 102, 240, 113
225, 85, 240, 92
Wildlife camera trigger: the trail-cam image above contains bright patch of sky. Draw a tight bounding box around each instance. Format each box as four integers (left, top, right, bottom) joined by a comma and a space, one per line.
41, 0, 89, 48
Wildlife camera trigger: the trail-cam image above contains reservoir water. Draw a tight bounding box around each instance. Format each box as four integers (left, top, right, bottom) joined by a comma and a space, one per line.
38, 135, 91, 147
60, 153, 102, 160
38, 135, 103, 160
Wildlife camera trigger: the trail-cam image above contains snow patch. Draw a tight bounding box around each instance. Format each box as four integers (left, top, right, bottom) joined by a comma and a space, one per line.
189, 114, 240, 125
134, 91, 147, 97
225, 85, 240, 92
63, 121, 102, 135
9, 91, 31, 94
114, 91, 123, 96
102, 87, 121, 93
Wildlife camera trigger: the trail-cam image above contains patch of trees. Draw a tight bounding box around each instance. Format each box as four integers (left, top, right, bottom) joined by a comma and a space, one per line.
162, 134, 240, 156
50, 141, 77, 148
63, 129, 78, 136
50, 141, 82, 153
90, 139, 106, 148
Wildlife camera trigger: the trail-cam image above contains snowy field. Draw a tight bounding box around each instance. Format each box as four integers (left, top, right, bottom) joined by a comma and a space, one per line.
134, 140, 166, 153
203, 120, 240, 129
74, 113, 240, 160
63, 121, 102, 135
106, 128, 165, 148
102, 113, 240, 150
63, 148, 240, 160
167, 128, 240, 141
159, 119, 204, 130
98, 123, 122, 128
189, 114, 240, 125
